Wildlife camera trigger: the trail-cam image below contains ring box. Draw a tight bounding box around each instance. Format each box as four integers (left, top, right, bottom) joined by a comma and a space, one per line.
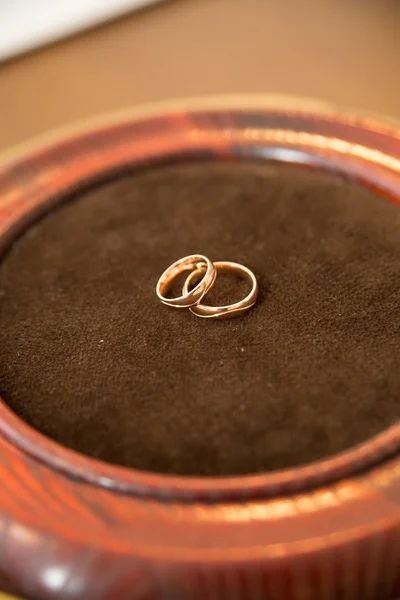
0, 96, 399, 600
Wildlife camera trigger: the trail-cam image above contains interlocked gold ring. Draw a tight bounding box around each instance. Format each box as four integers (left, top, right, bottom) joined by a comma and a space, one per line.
156, 254, 217, 308
182, 261, 258, 319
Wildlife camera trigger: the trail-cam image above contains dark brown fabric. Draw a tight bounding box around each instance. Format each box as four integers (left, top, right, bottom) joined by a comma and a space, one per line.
0, 162, 399, 476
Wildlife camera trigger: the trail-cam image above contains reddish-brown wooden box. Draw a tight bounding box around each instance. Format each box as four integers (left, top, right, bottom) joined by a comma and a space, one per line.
0, 97, 399, 600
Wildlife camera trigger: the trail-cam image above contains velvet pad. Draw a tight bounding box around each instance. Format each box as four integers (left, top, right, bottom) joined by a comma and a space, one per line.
0, 162, 398, 476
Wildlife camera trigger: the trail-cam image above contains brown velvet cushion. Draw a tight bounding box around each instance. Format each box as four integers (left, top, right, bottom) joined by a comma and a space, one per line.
0, 162, 399, 476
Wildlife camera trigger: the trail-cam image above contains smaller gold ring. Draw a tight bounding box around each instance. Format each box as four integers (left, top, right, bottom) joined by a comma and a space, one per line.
156, 254, 217, 308
183, 261, 258, 319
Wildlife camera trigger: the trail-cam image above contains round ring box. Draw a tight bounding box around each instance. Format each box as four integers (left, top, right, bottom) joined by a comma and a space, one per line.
0, 95, 399, 600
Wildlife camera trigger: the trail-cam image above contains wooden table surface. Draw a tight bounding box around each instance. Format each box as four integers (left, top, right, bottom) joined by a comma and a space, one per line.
0, 0, 399, 153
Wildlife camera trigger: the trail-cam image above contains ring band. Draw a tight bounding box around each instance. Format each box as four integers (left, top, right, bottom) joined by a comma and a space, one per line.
156, 254, 217, 308
182, 261, 258, 319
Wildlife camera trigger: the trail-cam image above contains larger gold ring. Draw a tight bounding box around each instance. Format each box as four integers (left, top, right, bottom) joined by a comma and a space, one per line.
182, 261, 258, 319
156, 254, 217, 308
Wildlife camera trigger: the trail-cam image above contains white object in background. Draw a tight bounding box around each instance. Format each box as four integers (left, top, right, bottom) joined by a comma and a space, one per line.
0, 0, 165, 62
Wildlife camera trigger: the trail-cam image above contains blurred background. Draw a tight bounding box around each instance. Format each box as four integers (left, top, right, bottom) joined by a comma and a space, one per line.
0, 0, 399, 152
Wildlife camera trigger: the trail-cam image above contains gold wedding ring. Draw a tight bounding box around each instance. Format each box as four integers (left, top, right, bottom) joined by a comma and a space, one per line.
183, 261, 258, 319
156, 255, 258, 319
156, 254, 216, 308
